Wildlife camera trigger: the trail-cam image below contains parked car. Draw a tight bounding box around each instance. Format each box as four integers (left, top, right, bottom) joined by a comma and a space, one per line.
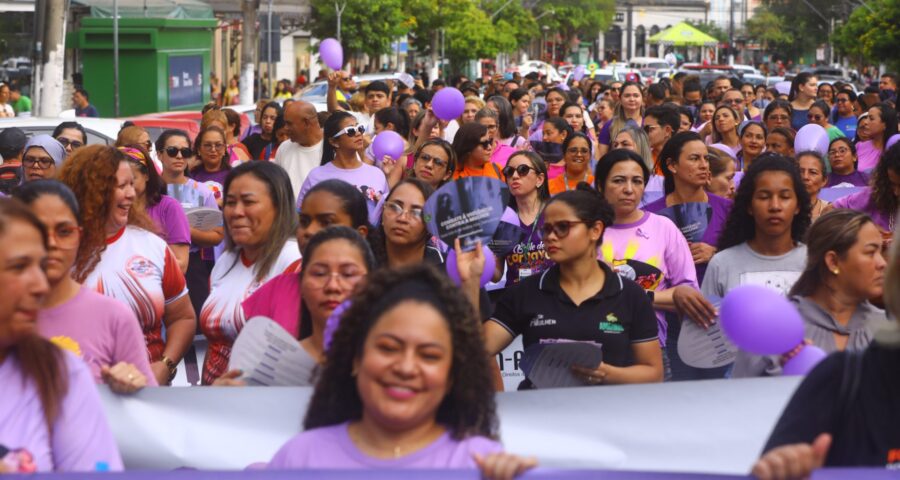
0, 57, 32, 83
0, 117, 122, 145
126, 117, 201, 143
517, 61, 563, 83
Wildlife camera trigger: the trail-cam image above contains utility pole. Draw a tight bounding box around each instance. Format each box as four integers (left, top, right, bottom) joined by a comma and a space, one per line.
626, 1, 633, 61
266, 0, 273, 100
113, 0, 120, 116
728, 0, 735, 65
240, 0, 259, 105
36, 0, 68, 117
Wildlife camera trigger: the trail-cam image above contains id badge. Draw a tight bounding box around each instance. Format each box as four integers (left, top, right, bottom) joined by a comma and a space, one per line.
519, 268, 533, 280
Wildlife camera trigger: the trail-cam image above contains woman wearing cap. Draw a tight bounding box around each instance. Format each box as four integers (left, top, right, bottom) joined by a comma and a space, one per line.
21, 135, 66, 183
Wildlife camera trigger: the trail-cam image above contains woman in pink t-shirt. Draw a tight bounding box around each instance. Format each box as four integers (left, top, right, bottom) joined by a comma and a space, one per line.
15, 180, 156, 392
266, 264, 535, 477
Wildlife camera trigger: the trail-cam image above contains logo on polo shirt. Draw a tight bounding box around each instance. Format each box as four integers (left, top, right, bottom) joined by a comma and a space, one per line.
530, 314, 556, 327
599, 313, 625, 334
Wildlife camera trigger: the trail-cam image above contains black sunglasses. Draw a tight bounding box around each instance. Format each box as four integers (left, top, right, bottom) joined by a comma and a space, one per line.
502, 164, 536, 178
56, 137, 84, 149
478, 139, 493, 149
164, 146, 194, 158
540, 220, 589, 239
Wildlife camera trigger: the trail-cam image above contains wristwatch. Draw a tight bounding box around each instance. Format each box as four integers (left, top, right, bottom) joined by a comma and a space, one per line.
160, 355, 178, 384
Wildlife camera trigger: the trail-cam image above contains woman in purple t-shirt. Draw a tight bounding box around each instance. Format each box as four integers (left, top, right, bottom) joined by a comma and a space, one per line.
190, 126, 232, 205
266, 265, 534, 477
644, 131, 732, 284
14, 180, 155, 392
0, 198, 123, 472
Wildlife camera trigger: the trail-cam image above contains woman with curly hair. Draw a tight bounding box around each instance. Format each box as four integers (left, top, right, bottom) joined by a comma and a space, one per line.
701, 154, 811, 300
832, 143, 900, 234
58, 145, 195, 386
266, 263, 536, 477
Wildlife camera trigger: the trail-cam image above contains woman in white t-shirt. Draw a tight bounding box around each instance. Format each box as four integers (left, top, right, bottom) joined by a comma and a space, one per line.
59, 145, 195, 386
200, 161, 301, 384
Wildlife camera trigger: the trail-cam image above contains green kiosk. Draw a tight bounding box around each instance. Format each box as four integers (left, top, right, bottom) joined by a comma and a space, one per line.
71, 18, 217, 116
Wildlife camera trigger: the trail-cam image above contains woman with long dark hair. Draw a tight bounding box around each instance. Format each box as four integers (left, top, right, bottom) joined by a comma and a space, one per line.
826, 137, 869, 187
242, 101, 283, 160
733, 209, 889, 378
501, 151, 552, 286
701, 154, 811, 300
452, 122, 502, 180
788, 72, 818, 130
856, 103, 898, 171
297, 111, 388, 224
597, 82, 644, 159
645, 131, 732, 283
0, 198, 123, 471
832, 143, 900, 233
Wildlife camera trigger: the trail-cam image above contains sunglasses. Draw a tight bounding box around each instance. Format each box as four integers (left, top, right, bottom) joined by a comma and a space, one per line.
540, 220, 589, 239
56, 137, 84, 149
478, 139, 494, 149
807, 114, 824, 121
165, 146, 194, 158
416, 152, 448, 169
502, 164, 536, 178
332, 125, 366, 138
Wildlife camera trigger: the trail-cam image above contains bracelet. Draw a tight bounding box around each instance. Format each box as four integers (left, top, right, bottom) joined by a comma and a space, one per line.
160, 356, 178, 382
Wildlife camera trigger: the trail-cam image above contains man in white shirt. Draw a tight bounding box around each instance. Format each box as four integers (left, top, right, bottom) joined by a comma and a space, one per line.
276, 101, 323, 202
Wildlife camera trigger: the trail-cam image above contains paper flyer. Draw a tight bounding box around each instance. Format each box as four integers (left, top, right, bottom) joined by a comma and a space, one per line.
521, 340, 603, 389
228, 317, 318, 386
656, 202, 712, 243
424, 177, 509, 250
676, 296, 738, 368
185, 207, 223, 230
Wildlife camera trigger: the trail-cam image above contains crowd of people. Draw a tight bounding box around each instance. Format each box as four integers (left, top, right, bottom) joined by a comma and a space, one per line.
0, 65, 899, 478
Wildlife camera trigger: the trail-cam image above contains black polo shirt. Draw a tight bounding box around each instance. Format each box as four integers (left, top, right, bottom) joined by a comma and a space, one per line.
490, 262, 658, 368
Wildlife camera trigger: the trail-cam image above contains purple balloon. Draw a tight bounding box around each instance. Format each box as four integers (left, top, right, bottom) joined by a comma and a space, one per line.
887, 133, 900, 151
319, 38, 343, 70
794, 124, 830, 158
446, 245, 495, 287
573, 65, 586, 82
372, 131, 405, 161
782, 345, 827, 376
432, 87, 465, 121
323, 299, 351, 352
719, 285, 805, 355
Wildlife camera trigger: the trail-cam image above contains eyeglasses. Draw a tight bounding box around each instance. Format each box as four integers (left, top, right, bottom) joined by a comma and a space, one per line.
165, 146, 194, 158
56, 137, 84, 149
502, 164, 536, 178
566, 147, 591, 155
768, 115, 790, 122
48, 225, 81, 250
723, 98, 743, 106
332, 125, 366, 138
416, 152, 448, 169
340, 77, 352, 81
642, 125, 659, 134
829, 147, 850, 156
304, 268, 365, 289
384, 201, 424, 222
540, 220, 589, 239
201, 142, 226, 151
23, 156, 55, 169
807, 113, 824, 121
483, 124, 498, 131
477, 139, 494, 149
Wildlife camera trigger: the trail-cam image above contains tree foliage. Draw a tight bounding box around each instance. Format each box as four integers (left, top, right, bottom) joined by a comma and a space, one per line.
534, 0, 615, 43
761, 0, 835, 60
744, 6, 793, 51
307, 0, 410, 59
834, 0, 900, 71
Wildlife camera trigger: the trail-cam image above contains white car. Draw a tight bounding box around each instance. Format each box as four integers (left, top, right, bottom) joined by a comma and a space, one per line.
0, 116, 124, 145
517, 61, 563, 83
731, 64, 761, 77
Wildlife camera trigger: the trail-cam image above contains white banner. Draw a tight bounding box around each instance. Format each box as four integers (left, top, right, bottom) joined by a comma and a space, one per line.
100, 376, 802, 474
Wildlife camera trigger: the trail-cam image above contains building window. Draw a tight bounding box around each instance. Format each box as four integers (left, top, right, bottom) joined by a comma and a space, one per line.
635, 26, 646, 57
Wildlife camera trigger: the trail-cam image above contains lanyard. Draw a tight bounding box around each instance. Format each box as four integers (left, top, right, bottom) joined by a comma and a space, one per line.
520, 204, 545, 259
